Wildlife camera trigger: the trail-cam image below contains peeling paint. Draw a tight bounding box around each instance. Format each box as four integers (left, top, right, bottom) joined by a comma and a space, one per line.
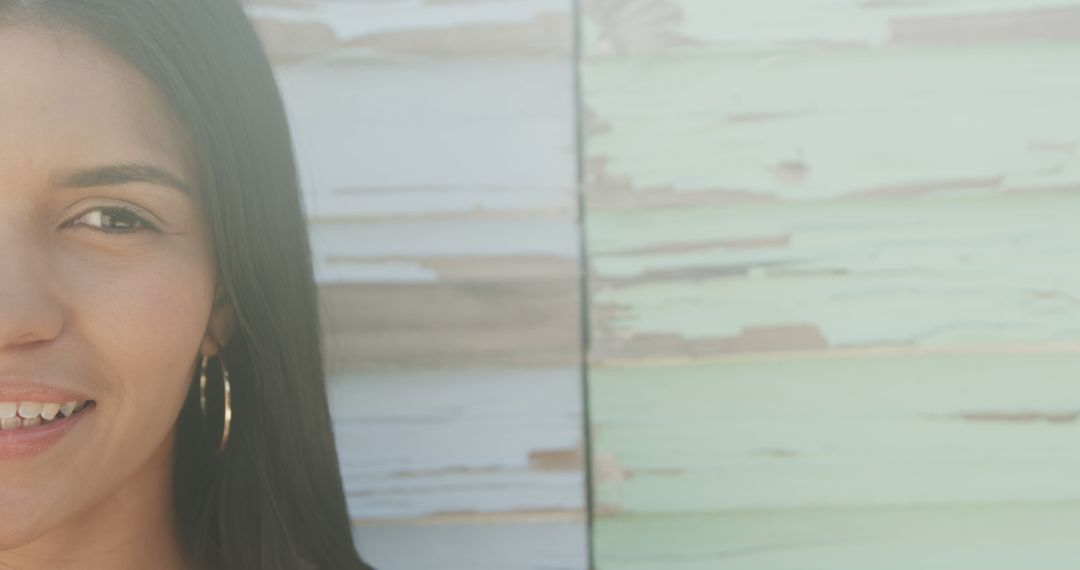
890, 5, 1080, 45
589, 325, 831, 362
948, 411, 1080, 423
246, 0, 572, 60
529, 446, 586, 471
584, 0, 701, 56
582, 3, 1080, 568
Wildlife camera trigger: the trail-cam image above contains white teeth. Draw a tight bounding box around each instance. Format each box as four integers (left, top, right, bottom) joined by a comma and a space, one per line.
41, 403, 60, 421
18, 402, 43, 419
0, 400, 90, 427
59, 401, 78, 417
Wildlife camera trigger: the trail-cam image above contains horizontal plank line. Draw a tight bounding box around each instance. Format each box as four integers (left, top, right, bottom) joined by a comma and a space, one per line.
351, 509, 585, 526
589, 340, 1080, 369
592, 498, 1080, 520
306, 207, 576, 224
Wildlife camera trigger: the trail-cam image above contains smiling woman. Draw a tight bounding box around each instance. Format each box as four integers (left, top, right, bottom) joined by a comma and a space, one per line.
0, 1, 375, 570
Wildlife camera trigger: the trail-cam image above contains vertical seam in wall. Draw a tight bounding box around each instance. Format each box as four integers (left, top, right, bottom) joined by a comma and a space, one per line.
569, 0, 596, 568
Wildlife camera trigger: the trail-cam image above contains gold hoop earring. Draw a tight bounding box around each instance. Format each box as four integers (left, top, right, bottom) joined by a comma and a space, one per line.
199, 354, 209, 416
217, 354, 232, 454
197, 352, 232, 454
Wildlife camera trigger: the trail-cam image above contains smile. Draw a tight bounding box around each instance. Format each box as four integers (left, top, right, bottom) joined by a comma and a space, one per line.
0, 400, 94, 429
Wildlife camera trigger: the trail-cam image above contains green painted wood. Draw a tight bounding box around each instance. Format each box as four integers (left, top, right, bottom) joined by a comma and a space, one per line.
581, 1, 1080, 568
582, 0, 1080, 58
586, 192, 1080, 361
591, 351, 1080, 515
594, 503, 1080, 569
583, 44, 1080, 207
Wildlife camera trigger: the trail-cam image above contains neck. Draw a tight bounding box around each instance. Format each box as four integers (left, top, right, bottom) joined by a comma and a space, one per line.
0, 427, 189, 570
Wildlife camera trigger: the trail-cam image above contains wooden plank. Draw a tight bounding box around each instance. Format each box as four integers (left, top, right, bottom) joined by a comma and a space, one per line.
275, 58, 577, 225
582, 43, 1080, 211
581, 0, 1080, 58
309, 218, 578, 282
354, 520, 587, 570
585, 192, 1080, 362
329, 368, 584, 520
593, 504, 1080, 569
318, 280, 580, 371
590, 351, 1080, 515
244, 0, 572, 62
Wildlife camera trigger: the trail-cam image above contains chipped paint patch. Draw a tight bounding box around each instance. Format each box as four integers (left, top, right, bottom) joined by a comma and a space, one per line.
944, 411, 1080, 424
890, 5, 1080, 45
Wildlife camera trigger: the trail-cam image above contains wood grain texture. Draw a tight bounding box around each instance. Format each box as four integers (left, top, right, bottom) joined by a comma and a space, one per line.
593, 504, 1080, 569
354, 519, 587, 570
279, 58, 584, 370
581, 0, 1080, 567
329, 369, 584, 520
582, 0, 1080, 58
583, 44, 1080, 212
259, 1, 586, 569
319, 280, 580, 371
587, 191, 1080, 362
274, 58, 576, 225
591, 350, 1080, 515
245, 0, 572, 62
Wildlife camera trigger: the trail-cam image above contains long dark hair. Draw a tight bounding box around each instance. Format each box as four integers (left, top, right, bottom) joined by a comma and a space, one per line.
0, 1, 375, 569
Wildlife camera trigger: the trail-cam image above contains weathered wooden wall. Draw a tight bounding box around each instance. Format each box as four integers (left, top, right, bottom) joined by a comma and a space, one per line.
244, 2, 587, 569
245, 0, 1080, 568
581, 1, 1080, 568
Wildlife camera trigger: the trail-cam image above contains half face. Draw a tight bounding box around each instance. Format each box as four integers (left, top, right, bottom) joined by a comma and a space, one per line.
0, 23, 222, 546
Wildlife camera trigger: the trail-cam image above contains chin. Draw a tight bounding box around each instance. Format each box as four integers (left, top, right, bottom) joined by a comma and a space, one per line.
0, 513, 51, 550
0, 482, 89, 550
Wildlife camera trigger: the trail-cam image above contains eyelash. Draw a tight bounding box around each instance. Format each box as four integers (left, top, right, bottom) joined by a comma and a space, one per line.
66, 205, 159, 234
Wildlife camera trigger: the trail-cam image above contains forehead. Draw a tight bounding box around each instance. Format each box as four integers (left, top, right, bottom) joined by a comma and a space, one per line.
0, 24, 194, 190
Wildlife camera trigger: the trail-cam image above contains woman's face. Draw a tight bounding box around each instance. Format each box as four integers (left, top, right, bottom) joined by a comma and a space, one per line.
0, 24, 232, 550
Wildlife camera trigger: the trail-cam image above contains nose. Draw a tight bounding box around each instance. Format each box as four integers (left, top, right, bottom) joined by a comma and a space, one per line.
0, 233, 64, 348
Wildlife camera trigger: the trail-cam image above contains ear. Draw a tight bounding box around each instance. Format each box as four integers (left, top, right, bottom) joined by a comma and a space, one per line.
199, 283, 236, 358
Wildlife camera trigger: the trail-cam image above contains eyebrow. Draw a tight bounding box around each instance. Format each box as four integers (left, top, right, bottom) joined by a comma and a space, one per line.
55, 162, 192, 197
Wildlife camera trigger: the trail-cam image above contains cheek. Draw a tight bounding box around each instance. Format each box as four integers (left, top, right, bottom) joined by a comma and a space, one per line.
54, 242, 215, 438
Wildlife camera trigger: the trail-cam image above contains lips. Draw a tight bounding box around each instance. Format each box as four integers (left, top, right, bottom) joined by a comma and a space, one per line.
0, 377, 96, 458
0, 377, 93, 404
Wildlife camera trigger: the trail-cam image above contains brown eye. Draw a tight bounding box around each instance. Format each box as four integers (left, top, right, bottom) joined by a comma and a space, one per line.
69, 205, 158, 234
